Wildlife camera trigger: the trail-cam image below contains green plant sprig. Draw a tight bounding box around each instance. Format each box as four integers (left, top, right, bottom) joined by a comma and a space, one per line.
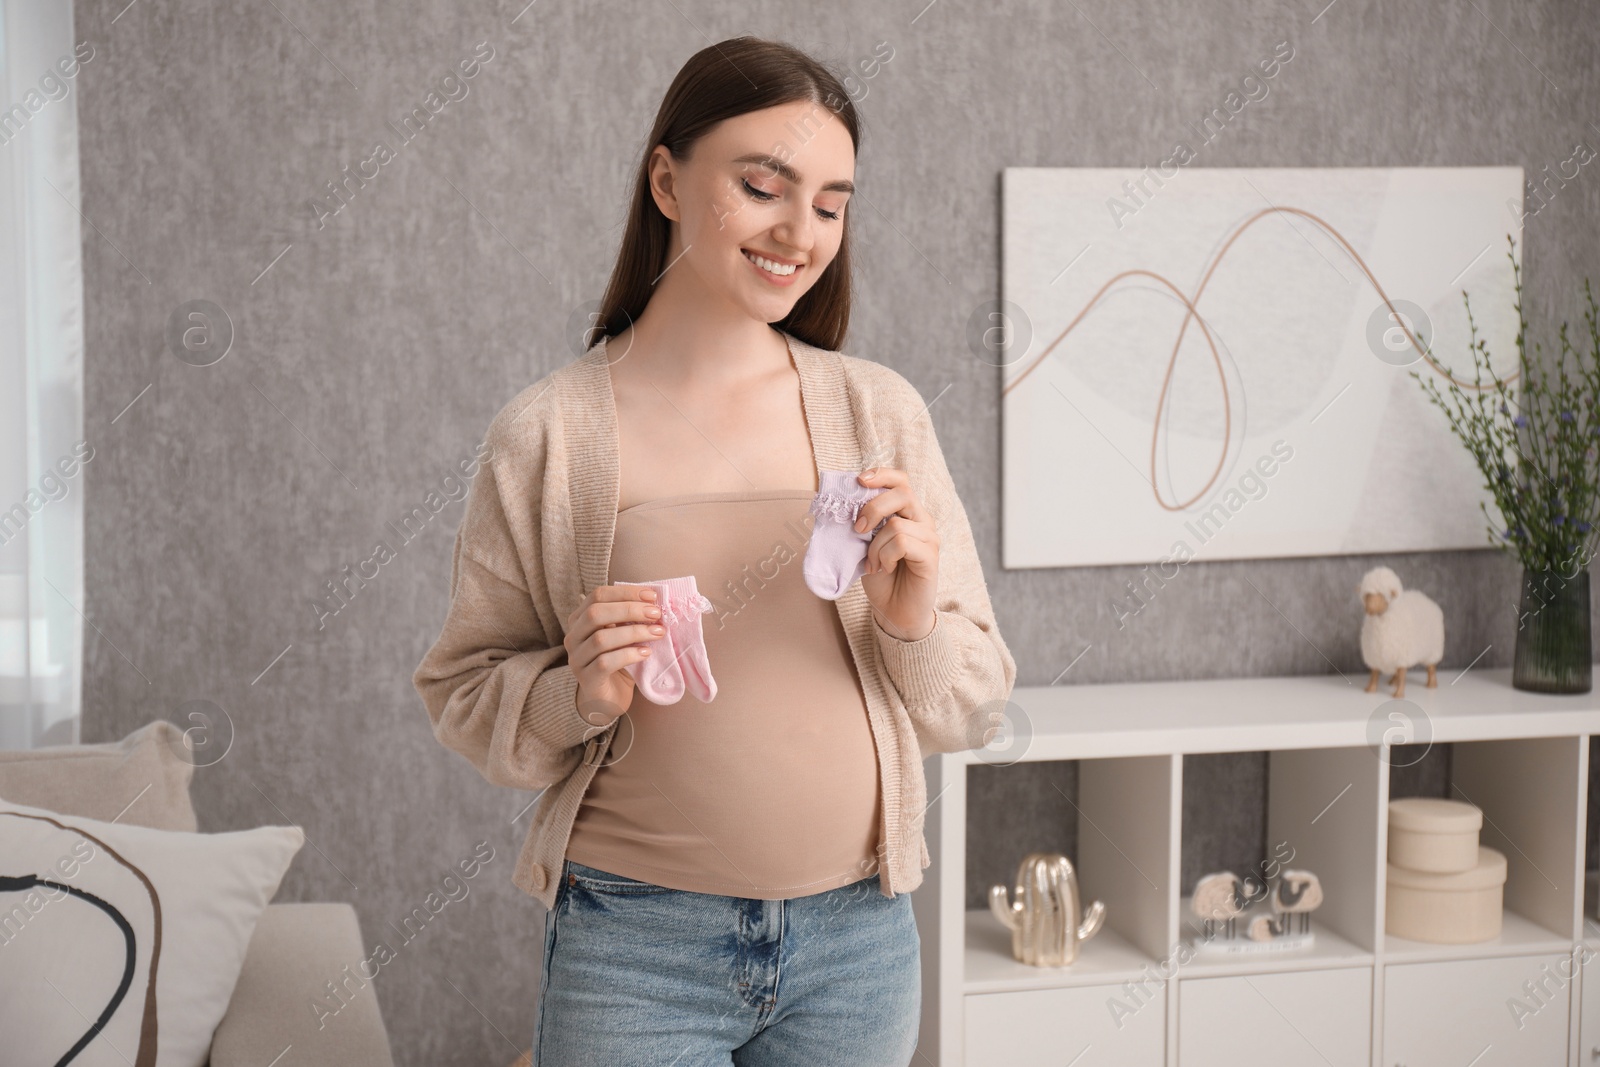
1410, 235, 1600, 575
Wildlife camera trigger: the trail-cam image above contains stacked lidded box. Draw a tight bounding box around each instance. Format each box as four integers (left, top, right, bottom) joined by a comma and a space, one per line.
1385, 797, 1507, 943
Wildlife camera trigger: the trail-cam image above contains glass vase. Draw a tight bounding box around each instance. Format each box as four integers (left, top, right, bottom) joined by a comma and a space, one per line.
1512, 568, 1592, 694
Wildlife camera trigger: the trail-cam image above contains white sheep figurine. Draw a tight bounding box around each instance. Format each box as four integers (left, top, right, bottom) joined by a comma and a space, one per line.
1359, 566, 1444, 698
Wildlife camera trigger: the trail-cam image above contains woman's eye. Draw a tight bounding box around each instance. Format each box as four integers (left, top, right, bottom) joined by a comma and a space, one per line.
741, 177, 842, 221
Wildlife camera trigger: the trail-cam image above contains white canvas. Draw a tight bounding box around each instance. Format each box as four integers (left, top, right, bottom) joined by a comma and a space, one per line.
1000, 166, 1525, 569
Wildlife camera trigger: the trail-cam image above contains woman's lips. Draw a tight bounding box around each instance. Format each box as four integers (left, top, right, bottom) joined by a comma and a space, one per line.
742, 249, 801, 287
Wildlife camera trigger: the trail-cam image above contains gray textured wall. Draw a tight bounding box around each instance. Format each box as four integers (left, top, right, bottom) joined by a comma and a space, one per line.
71, 0, 1599, 1062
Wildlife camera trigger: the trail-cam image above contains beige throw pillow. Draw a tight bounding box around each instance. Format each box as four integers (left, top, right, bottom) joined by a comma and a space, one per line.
0, 720, 199, 831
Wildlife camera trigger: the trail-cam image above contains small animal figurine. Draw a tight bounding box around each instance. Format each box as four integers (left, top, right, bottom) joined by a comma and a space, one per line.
1247, 908, 1283, 941
1192, 871, 1242, 940
1269, 869, 1323, 935
1191, 871, 1270, 940
1197, 870, 1323, 944
1359, 566, 1445, 698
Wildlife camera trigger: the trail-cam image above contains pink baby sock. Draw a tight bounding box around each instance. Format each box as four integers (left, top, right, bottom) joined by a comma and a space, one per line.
658, 575, 718, 703
804, 470, 889, 601
615, 575, 717, 705
614, 579, 686, 705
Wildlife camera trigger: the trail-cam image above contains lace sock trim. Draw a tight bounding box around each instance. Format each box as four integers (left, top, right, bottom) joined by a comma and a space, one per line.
809, 490, 888, 532
659, 591, 714, 625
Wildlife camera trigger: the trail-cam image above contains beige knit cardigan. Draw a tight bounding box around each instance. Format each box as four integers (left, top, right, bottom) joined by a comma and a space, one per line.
412, 329, 1018, 911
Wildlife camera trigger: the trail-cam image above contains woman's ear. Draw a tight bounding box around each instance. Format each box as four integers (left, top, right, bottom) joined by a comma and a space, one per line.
646, 144, 681, 222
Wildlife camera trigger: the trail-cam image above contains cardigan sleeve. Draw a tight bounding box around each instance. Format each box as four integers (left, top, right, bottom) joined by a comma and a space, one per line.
412, 449, 610, 792
870, 378, 1018, 757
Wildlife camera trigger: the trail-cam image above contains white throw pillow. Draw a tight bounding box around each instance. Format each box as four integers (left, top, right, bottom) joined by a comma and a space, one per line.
0, 796, 306, 1067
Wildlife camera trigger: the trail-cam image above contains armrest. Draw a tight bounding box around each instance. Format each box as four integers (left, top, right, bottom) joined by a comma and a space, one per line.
209, 902, 396, 1067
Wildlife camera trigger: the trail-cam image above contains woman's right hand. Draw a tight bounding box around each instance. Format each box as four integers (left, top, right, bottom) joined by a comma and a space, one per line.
565, 584, 665, 726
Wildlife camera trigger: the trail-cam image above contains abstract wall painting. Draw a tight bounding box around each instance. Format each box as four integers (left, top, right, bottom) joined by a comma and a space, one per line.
1000, 166, 1525, 569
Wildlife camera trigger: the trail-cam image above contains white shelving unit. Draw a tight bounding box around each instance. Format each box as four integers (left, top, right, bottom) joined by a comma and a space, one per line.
912, 666, 1600, 1066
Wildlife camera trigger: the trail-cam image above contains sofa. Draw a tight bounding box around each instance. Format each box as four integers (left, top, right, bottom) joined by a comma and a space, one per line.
0, 719, 396, 1067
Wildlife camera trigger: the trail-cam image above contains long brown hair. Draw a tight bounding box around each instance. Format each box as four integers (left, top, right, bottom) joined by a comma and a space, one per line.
593, 37, 861, 353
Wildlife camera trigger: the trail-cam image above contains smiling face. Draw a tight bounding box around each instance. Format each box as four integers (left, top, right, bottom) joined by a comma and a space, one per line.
646, 99, 856, 325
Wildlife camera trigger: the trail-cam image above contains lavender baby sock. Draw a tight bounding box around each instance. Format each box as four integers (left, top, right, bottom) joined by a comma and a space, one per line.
657, 575, 717, 703
804, 470, 889, 601
614, 579, 686, 705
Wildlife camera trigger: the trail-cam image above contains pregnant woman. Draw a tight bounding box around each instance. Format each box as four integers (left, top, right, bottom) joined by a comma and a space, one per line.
413, 35, 1016, 1067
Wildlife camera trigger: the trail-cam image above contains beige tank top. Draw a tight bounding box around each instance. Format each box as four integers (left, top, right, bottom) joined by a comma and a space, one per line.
564, 488, 883, 899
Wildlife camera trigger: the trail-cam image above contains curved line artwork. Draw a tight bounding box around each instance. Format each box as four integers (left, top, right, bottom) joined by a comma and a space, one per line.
1001, 205, 1522, 512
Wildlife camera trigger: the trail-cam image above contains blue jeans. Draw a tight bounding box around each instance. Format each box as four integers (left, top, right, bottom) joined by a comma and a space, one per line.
533, 858, 921, 1066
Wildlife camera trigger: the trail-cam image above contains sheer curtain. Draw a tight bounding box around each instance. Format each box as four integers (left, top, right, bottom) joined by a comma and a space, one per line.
0, 0, 85, 749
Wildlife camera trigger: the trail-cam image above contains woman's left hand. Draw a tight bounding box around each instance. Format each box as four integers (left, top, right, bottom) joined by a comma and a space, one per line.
854, 467, 940, 642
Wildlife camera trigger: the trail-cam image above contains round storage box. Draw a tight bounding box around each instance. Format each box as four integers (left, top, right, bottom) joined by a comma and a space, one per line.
1386, 846, 1506, 944
1388, 797, 1482, 873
